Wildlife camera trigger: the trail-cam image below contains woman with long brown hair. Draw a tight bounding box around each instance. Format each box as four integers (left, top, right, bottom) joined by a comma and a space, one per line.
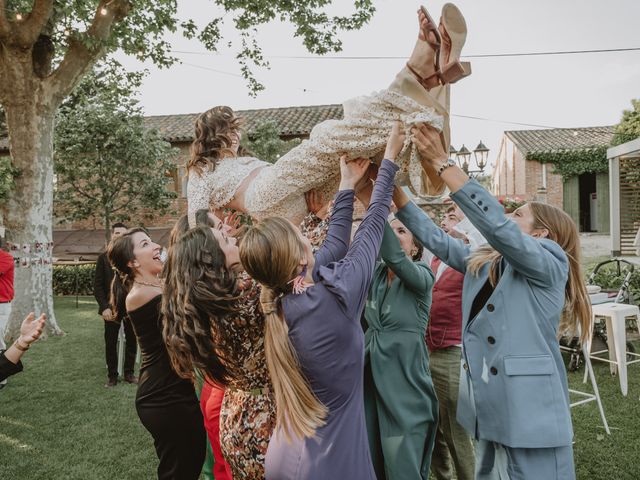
237, 125, 402, 479
187, 4, 472, 226
162, 217, 276, 479
107, 228, 205, 480
392, 123, 589, 479
166, 211, 234, 480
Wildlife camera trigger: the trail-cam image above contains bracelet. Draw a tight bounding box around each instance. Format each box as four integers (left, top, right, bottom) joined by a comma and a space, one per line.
13, 340, 30, 351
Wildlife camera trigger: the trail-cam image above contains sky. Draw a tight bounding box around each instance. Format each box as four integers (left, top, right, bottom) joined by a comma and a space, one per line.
116, 0, 640, 170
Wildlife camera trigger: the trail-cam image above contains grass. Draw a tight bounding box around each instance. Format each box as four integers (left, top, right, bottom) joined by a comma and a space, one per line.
1, 297, 640, 479
0, 297, 157, 480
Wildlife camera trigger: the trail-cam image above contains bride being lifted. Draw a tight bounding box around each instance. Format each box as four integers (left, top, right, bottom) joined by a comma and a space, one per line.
188, 3, 471, 226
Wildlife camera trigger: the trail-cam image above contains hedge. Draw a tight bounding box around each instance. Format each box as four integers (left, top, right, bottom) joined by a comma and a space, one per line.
52, 263, 96, 296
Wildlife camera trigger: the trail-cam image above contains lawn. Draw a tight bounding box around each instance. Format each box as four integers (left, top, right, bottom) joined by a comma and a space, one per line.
1, 296, 639, 479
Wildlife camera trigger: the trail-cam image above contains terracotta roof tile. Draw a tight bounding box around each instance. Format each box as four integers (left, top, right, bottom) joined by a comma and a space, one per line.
143, 104, 344, 142
505, 125, 615, 155
0, 104, 345, 152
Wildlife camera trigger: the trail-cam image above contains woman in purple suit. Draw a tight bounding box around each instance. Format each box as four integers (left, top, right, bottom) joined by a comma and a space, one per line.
238, 124, 403, 479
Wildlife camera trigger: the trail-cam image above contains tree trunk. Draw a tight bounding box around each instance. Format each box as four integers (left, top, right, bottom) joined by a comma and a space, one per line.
104, 208, 112, 244
1, 96, 63, 339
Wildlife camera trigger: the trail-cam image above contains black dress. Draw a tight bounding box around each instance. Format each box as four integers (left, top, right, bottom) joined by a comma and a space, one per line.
128, 295, 205, 480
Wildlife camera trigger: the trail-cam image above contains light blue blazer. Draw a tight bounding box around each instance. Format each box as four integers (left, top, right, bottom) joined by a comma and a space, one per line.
397, 179, 573, 449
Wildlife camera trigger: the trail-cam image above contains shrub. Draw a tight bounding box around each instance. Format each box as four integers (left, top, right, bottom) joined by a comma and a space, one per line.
53, 263, 96, 296
585, 259, 640, 306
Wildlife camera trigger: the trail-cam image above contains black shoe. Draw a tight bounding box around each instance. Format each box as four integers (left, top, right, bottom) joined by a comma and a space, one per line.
124, 374, 138, 385
105, 377, 118, 387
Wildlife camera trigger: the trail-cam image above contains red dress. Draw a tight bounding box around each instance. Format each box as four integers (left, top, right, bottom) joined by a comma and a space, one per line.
200, 381, 233, 480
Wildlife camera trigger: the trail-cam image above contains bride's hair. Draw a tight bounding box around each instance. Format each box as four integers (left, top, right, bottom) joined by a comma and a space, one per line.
187, 106, 247, 175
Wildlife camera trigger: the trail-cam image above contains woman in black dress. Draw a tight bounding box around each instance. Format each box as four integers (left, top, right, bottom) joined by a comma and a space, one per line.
107, 228, 205, 480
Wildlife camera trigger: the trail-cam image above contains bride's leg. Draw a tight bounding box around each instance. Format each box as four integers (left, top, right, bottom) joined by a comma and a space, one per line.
388, 67, 450, 195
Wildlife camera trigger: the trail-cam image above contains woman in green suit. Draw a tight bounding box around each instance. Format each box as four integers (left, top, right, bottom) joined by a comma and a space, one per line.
358, 178, 438, 480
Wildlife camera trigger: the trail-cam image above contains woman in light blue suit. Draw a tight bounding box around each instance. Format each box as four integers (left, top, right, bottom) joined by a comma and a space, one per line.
392, 124, 591, 480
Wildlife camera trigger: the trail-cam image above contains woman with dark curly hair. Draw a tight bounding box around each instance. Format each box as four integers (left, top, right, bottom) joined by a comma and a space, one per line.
162, 223, 276, 479
107, 228, 205, 480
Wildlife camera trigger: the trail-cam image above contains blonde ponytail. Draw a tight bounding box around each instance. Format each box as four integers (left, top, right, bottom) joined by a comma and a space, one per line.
260, 287, 327, 441
240, 217, 329, 441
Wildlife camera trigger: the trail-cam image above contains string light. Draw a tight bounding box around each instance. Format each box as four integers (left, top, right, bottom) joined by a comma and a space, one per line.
100, 7, 108, 16
15, 13, 23, 21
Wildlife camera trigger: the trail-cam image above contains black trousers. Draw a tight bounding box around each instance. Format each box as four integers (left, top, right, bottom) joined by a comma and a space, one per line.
104, 317, 137, 378
137, 400, 206, 480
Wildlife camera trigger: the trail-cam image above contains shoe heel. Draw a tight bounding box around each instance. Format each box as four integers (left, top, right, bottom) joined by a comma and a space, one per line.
439, 61, 471, 84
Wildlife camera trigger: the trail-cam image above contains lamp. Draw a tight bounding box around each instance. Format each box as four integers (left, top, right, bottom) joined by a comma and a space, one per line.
473, 140, 489, 172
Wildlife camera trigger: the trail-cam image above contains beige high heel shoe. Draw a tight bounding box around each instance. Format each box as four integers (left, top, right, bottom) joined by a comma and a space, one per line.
406, 6, 442, 91
438, 3, 471, 84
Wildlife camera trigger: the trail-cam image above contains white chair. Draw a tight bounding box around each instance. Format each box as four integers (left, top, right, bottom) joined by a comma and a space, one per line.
585, 302, 640, 396
561, 324, 611, 435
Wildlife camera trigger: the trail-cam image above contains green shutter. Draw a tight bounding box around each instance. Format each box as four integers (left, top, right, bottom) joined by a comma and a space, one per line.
563, 176, 580, 227
596, 172, 610, 234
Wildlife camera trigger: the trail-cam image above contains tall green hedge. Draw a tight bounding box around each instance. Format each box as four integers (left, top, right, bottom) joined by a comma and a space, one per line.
52, 264, 96, 296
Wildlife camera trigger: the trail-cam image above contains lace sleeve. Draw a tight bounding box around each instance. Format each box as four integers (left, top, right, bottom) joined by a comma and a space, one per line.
187, 169, 214, 228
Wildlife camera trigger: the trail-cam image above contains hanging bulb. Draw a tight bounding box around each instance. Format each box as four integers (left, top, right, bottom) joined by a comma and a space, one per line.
100, 7, 108, 16
15, 13, 23, 21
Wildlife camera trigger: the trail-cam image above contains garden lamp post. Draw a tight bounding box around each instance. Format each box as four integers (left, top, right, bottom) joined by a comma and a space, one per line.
449, 141, 489, 176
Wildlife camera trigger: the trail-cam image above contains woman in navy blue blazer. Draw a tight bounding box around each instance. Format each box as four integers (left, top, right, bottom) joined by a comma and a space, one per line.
393, 123, 591, 480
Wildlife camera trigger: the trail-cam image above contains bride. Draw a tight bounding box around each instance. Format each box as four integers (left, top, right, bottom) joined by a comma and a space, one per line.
188, 3, 471, 226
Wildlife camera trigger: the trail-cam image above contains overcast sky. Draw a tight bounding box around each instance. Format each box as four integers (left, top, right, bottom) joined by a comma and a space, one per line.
116, 0, 640, 170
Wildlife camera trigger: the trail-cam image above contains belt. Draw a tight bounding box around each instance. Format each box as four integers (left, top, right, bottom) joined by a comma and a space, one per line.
228, 386, 271, 396
0, 301, 11, 304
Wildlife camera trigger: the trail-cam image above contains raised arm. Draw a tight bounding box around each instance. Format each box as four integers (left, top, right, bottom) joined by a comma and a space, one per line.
450, 181, 568, 286
311, 189, 355, 279
394, 187, 469, 273
316, 123, 404, 318
380, 223, 434, 295
411, 123, 567, 285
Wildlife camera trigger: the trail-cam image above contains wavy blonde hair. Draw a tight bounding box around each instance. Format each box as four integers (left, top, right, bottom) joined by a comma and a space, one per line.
467, 202, 591, 343
239, 217, 327, 441
187, 106, 246, 175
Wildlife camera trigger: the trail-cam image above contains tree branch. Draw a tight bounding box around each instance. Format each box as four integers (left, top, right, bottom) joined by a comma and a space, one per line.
14, 0, 53, 47
46, 0, 131, 106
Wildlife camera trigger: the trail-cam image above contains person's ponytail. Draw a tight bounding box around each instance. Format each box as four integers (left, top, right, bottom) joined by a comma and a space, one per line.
261, 287, 327, 441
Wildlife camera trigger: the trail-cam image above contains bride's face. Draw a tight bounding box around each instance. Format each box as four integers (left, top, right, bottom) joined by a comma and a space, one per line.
229, 128, 241, 154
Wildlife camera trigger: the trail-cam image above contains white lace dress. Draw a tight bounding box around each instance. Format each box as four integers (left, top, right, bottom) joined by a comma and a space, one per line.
188, 89, 443, 224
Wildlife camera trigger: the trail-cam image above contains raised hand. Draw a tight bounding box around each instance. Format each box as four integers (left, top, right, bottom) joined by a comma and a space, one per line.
223, 211, 242, 236
410, 123, 448, 167
339, 155, 371, 191
305, 189, 324, 215
19, 312, 46, 347
383, 121, 406, 161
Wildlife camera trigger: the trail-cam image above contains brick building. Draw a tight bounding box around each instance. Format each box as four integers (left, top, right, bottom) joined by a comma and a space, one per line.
492, 126, 615, 233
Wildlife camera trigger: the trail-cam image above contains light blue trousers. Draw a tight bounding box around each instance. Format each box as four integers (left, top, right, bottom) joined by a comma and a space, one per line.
475, 440, 576, 480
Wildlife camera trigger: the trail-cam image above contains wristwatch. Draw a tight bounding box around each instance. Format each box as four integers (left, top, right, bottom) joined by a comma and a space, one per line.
436, 158, 456, 176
